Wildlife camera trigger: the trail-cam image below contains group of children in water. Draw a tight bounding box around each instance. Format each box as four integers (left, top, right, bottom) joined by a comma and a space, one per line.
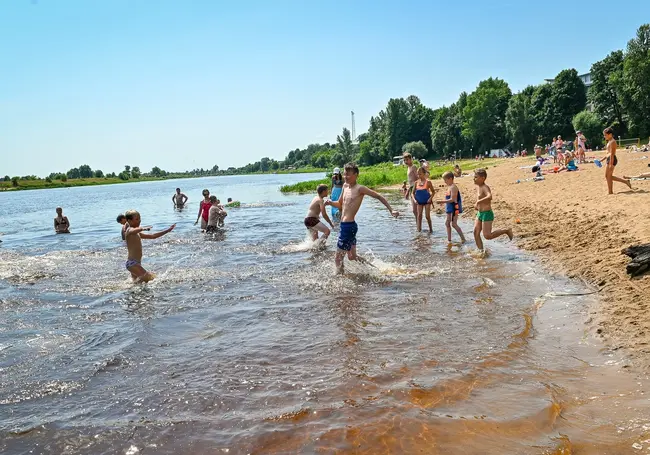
305, 156, 513, 273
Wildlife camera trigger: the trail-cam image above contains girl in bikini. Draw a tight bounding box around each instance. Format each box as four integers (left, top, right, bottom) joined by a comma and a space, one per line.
195, 189, 211, 230
411, 167, 435, 233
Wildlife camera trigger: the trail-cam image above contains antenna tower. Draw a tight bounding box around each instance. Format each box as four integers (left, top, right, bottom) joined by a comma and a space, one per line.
351, 110, 356, 142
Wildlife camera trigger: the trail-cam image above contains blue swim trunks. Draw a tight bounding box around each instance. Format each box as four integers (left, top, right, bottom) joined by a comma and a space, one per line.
125, 259, 140, 270
337, 221, 358, 251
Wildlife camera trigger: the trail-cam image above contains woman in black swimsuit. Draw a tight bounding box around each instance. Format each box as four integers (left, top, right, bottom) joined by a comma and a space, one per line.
54, 207, 70, 234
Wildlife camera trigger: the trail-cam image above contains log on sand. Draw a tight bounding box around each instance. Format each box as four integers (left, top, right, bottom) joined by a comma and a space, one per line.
622, 244, 650, 277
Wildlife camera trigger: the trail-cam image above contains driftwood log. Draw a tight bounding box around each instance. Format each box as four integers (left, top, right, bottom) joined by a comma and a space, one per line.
622, 244, 650, 277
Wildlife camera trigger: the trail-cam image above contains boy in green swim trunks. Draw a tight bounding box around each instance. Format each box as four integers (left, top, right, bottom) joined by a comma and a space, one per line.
473, 169, 513, 251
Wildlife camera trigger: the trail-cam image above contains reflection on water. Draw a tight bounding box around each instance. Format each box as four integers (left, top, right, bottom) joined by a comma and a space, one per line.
1, 174, 649, 454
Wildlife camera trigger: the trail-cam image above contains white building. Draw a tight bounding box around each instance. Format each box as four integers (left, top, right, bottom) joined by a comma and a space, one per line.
545, 72, 592, 88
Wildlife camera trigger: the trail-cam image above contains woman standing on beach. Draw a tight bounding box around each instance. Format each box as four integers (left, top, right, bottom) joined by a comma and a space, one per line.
603, 128, 632, 194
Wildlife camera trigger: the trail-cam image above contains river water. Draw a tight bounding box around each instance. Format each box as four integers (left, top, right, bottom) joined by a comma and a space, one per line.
1, 174, 649, 455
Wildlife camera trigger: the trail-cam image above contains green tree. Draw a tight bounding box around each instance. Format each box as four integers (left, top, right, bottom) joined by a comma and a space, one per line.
131, 166, 141, 178
401, 141, 428, 158
336, 127, 355, 163
45, 176, 53, 183
383, 98, 411, 158
531, 83, 555, 144
506, 86, 536, 150
211, 164, 219, 174
61, 174, 67, 182
3, 175, 9, 181
78, 164, 93, 178
549, 69, 587, 139
405, 95, 435, 151
124, 165, 131, 177
589, 50, 627, 133
11, 176, 19, 187
462, 78, 512, 152
573, 110, 605, 149
118, 171, 130, 181
94, 169, 104, 178
260, 157, 271, 172
271, 160, 280, 171
150, 166, 162, 177
620, 24, 650, 136
67, 167, 80, 179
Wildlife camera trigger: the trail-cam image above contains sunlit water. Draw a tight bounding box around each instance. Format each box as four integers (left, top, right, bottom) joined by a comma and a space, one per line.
1, 174, 649, 454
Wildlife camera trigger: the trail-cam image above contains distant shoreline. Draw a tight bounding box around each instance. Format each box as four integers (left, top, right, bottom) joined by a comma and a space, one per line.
0, 168, 326, 193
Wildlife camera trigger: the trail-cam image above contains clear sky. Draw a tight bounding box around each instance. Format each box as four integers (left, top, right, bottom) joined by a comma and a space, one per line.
1, 0, 648, 177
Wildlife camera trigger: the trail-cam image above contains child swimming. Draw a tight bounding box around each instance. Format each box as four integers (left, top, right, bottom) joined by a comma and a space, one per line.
326, 162, 399, 273
54, 207, 70, 234
411, 167, 435, 233
116, 213, 127, 240
305, 184, 335, 242
124, 210, 175, 283
473, 169, 513, 251
437, 171, 466, 243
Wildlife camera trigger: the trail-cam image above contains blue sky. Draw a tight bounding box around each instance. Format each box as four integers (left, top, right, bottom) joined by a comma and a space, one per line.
1, 0, 648, 177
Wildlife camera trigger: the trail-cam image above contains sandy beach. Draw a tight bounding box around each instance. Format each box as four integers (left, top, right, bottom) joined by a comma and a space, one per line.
388, 150, 650, 365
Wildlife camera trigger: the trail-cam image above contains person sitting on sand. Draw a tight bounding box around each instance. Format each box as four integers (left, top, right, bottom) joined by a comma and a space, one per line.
124, 210, 175, 283
195, 189, 211, 230
453, 164, 462, 178
473, 169, 513, 251
603, 127, 632, 194
116, 213, 127, 240
437, 171, 466, 243
206, 196, 227, 232
326, 162, 399, 273
172, 188, 188, 209
304, 184, 334, 243
54, 207, 70, 234
411, 167, 435, 233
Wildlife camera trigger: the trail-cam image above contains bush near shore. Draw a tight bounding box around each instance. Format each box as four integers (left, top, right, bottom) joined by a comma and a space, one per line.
280, 160, 496, 193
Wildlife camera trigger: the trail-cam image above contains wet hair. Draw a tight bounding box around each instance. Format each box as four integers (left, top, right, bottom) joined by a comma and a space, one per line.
209, 195, 217, 203
603, 127, 614, 135
227, 198, 232, 202
116, 214, 126, 223
344, 162, 359, 175
56, 206, 63, 212
402, 152, 412, 159
202, 189, 209, 196
442, 171, 454, 180
317, 184, 328, 195
125, 209, 140, 220
454, 164, 460, 169
475, 168, 488, 179
176, 188, 181, 192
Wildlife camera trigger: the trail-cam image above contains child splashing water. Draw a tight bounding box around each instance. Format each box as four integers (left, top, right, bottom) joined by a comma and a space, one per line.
304, 184, 334, 245
326, 162, 399, 274
124, 210, 175, 283
473, 169, 513, 251
411, 167, 435, 233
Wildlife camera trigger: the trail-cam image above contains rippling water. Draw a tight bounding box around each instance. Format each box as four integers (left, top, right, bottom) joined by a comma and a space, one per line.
1, 174, 649, 454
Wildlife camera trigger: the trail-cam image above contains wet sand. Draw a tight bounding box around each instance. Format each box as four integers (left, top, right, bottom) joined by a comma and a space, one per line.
387, 149, 650, 366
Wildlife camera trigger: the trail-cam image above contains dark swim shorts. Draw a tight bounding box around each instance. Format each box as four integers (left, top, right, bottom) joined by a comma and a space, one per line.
606, 155, 618, 166
304, 217, 320, 229
337, 221, 358, 251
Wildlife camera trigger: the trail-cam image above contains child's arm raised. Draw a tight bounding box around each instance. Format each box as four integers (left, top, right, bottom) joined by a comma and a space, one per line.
140, 224, 176, 240
360, 186, 399, 217
320, 200, 334, 228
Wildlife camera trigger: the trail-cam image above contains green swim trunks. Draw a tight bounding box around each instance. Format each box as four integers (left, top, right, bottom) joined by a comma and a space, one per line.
476, 210, 495, 222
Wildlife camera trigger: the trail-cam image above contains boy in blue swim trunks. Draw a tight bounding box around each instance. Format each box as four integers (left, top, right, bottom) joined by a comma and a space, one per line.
473, 169, 513, 251
325, 162, 399, 273
124, 210, 175, 283
437, 171, 466, 243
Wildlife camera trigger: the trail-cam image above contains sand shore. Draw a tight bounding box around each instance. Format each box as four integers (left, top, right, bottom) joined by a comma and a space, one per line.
385, 150, 650, 365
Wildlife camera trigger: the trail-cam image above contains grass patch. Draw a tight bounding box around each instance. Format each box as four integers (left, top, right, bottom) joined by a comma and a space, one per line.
280, 160, 497, 193
0, 177, 163, 191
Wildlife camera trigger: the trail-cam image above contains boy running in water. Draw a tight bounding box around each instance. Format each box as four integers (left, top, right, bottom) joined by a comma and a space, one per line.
172, 188, 188, 208
603, 127, 631, 194
473, 169, 513, 251
437, 171, 466, 243
304, 184, 334, 242
124, 210, 175, 283
326, 162, 399, 273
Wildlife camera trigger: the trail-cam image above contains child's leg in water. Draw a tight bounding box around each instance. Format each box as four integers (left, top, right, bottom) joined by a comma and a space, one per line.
335, 249, 345, 273
416, 205, 423, 232
313, 222, 330, 240
127, 264, 155, 283
452, 214, 466, 243
474, 218, 484, 250
425, 204, 432, 233
445, 213, 452, 241
481, 220, 513, 241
